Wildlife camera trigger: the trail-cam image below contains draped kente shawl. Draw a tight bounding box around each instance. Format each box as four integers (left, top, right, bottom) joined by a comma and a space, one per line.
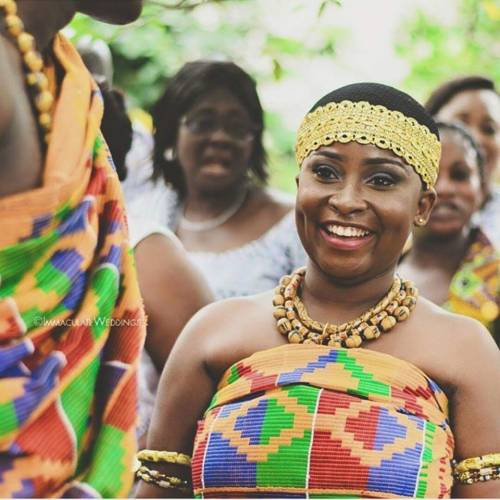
0, 35, 145, 497
192, 344, 454, 498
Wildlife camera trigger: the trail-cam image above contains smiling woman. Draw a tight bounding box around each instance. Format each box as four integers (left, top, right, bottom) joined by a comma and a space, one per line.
136, 83, 500, 499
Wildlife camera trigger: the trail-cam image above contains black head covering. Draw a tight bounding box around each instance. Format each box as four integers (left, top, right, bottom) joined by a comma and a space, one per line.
311, 82, 439, 139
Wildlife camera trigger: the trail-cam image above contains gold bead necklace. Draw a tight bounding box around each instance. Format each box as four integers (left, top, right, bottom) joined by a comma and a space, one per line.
0, 0, 54, 145
273, 267, 418, 348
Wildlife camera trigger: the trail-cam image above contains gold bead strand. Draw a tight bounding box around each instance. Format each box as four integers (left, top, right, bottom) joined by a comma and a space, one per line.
0, 0, 54, 145
274, 269, 418, 348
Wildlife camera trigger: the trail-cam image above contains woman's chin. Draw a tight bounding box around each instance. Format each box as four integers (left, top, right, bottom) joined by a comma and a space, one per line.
426, 221, 466, 238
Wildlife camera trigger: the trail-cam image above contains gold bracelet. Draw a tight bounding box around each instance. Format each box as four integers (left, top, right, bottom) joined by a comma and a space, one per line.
136, 449, 192, 466
453, 453, 500, 485
136, 466, 190, 492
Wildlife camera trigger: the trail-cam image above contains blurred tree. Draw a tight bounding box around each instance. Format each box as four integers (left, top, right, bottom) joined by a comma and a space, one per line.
396, 0, 500, 101
67, 0, 344, 193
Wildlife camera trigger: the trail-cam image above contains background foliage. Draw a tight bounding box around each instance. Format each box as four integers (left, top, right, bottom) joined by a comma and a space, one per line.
68, 0, 499, 193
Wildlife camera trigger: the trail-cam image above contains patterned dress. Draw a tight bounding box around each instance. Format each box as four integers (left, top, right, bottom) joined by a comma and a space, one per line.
0, 35, 145, 497
445, 229, 499, 343
192, 344, 454, 498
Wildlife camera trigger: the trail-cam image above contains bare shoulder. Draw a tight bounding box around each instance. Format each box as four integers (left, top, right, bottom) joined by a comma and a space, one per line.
177, 290, 283, 378
411, 297, 499, 388
416, 297, 492, 344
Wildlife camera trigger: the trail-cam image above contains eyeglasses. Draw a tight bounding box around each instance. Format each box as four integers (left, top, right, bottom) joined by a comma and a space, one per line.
180, 113, 259, 142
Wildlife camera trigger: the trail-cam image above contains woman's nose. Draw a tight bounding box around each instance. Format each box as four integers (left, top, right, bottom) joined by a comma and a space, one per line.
435, 173, 454, 198
327, 182, 367, 215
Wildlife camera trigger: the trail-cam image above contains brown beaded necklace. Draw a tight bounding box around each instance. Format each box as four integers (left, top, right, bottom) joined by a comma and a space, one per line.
0, 0, 54, 145
273, 267, 418, 348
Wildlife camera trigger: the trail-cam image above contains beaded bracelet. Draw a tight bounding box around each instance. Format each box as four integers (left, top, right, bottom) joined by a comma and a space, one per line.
136, 465, 190, 492
136, 449, 192, 466
453, 453, 500, 485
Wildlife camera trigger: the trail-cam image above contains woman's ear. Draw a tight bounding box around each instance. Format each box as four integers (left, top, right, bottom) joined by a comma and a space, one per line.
414, 187, 437, 226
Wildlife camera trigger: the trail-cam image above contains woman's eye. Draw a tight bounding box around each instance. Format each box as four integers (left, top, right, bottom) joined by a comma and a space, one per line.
312, 164, 338, 180
480, 123, 496, 136
451, 169, 470, 182
368, 173, 396, 187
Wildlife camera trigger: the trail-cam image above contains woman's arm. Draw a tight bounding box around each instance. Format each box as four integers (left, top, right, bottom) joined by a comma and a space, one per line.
134, 232, 213, 373
450, 322, 500, 498
134, 307, 219, 498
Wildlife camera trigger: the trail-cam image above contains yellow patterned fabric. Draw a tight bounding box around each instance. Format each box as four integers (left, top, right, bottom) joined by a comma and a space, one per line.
296, 100, 441, 188
445, 229, 499, 343
192, 344, 454, 498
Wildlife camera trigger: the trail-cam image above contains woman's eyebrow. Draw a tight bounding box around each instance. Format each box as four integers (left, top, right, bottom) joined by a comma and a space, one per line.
364, 157, 409, 170
311, 150, 345, 161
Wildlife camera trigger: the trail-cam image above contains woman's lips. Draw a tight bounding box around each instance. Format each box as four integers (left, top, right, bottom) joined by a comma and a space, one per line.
199, 162, 231, 176
430, 202, 463, 221
319, 226, 375, 251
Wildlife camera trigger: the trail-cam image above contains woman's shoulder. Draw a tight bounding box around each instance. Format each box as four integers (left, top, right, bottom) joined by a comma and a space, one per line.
179, 291, 283, 375
411, 297, 498, 388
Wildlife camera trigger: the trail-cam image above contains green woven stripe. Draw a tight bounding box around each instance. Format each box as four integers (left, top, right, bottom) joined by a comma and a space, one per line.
61, 357, 100, 455
259, 398, 295, 445
90, 266, 119, 339
36, 261, 72, 296
337, 350, 390, 397
0, 401, 19, 437
0, 232, 58, 297
285, 384, 322, 413
415, 421, 437, 498
84, 423, 127, 497
226, 364, 241, 385
256, 385, 321, 488
257, 430, 312, 488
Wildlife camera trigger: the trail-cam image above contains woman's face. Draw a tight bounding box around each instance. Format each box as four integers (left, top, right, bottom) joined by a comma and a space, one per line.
426, 130, 483, 237
296, 142, 435, 282
437, 89, 500, 187
176, 88, 255, 195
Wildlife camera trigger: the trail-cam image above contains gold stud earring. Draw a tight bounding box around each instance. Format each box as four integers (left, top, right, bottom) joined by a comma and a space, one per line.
416, 216, 426, 226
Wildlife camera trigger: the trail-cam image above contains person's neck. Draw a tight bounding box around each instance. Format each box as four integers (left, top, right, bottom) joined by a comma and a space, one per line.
301, 261, 398, 325
409, 227, 471, 271
183, 182, 250, 221
15, 1, 77, 53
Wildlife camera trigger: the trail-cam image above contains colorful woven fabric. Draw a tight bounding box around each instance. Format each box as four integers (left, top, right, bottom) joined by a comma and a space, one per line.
445, 229, 499, 337
0, 35, 145, 497
192, 344, 454, 498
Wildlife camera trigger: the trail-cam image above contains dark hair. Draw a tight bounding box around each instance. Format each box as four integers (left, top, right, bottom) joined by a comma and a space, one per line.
425, 75, 497, 116
311, 82, 439, 139
436, 121, 485, 185
152, 60, 267, 197
99, 86, 132, 181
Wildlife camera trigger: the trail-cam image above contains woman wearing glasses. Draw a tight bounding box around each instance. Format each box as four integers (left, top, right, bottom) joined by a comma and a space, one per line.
128, 60, 305, 444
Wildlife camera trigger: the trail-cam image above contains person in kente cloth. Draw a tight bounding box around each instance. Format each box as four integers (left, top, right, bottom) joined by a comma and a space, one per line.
136, 83, 500, 499
0, 1, 145, 497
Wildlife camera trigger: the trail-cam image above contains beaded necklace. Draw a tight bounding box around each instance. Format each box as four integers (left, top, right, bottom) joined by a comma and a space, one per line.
273, 267, 418, 348
0, 0, 54, 145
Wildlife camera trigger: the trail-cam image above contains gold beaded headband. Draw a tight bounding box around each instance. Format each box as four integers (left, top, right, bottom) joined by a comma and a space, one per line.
295, 100, 441, 189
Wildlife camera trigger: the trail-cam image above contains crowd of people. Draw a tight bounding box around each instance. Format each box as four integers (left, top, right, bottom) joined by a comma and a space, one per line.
0, 1, 499, 498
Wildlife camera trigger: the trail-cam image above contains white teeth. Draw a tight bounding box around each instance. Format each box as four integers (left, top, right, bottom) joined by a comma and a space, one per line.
326, 224, 370, 238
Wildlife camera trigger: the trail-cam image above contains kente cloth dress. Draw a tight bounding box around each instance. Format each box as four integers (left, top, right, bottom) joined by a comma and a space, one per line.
0, 35, 145, 497
444, 228, 499, 341
192, 344, 454, 498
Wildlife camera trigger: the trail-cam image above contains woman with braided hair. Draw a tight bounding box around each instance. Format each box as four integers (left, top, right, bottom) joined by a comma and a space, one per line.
136, 83, 500, 499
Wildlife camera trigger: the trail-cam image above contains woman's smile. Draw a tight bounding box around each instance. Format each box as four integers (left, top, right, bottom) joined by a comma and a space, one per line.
319, 221, 375, 251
